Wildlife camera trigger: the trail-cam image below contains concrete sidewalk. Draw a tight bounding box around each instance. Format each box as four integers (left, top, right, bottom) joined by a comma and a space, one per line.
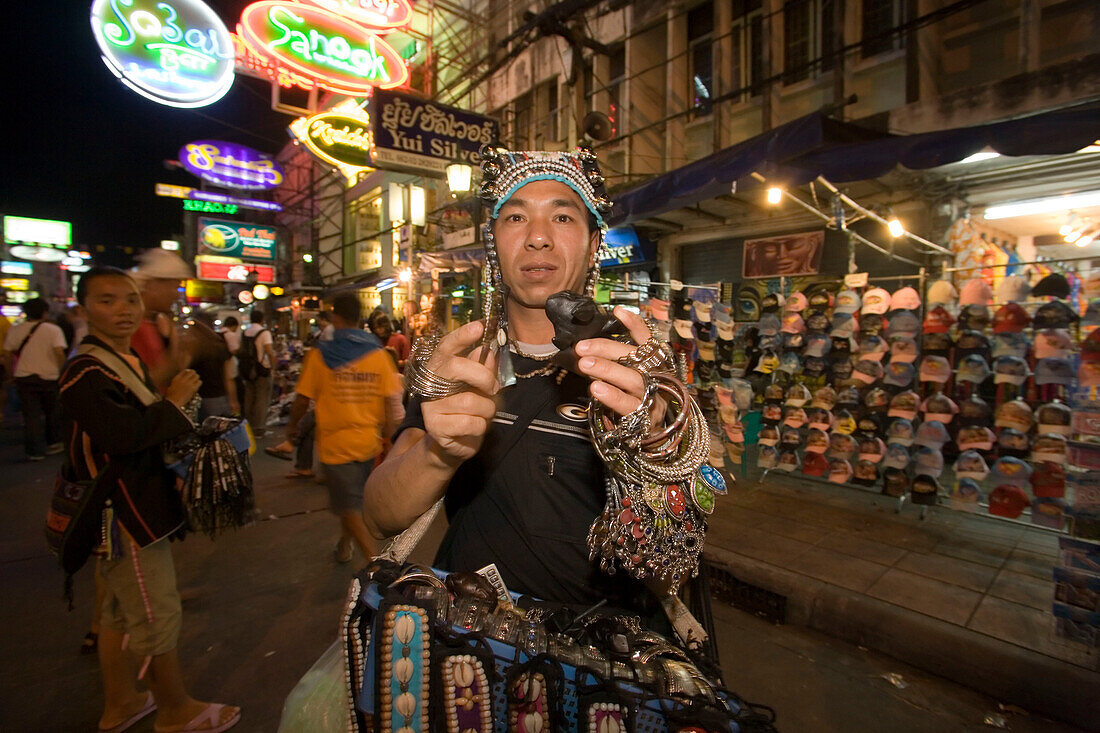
702, 469, 1100, 730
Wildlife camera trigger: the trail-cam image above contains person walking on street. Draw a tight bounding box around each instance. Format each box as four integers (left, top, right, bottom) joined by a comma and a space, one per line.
368, 310, 409, 372
286, 293, 403, 563
60, 266, 240, 733
2, 297, 67, 460
129, 248, 192, 392
240, 311, 275, 437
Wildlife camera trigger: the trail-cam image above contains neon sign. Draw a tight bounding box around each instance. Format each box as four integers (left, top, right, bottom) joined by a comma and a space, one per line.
179, 140, 284, 190
289, 100, 374, 182
155, 183, 283, 212
197, 217, 277, 261
90, 0, 235, 108
195, 256, 276, 284
307, 0, 414, 29
237, 1, 409, 95
183, 200, 238, 214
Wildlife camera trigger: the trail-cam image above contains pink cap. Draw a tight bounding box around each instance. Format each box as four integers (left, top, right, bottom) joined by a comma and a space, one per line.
861, 288, 892, 315
959, 278, 993, 306
890, 286, 921, 311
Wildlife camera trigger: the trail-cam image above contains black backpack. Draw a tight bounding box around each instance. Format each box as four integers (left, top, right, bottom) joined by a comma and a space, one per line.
239, 328, 270, 380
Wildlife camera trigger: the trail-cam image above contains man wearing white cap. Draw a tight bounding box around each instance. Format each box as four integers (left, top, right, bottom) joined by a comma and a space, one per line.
131, 248, 193, 392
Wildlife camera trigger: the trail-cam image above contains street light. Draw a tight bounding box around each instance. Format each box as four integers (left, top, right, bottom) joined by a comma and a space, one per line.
887, 216, 905, 238
766, 187, 783, 205
446, 163, 472, 195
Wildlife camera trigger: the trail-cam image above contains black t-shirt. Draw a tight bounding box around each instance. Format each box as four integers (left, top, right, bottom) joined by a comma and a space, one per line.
396, 354, 643, 609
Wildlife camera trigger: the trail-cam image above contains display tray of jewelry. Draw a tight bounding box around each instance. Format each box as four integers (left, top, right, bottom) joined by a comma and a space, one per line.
338, 561, 775, 733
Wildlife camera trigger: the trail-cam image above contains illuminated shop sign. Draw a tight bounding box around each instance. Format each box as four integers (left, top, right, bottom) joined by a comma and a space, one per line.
90, 0, 235, 108
289, 100, 373, 182
0, 278, 30, 291
195, 256, 276, 284
4, 216, 72, 247
183, 200, 238, 214
155, 183, 283, 212
198, 217, 277, 261
237, 1, 410, 95
308, 0, 413, 29
179, 140, 284, 190
598, 227, 655, 268
371, 89, 497, 175
1, 262, 33, 276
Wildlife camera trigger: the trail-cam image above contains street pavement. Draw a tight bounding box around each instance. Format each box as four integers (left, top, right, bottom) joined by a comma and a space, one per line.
0, 425, 1085, 732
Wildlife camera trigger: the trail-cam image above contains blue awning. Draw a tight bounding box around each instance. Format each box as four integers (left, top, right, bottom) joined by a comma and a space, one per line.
608, 103, 1100, 227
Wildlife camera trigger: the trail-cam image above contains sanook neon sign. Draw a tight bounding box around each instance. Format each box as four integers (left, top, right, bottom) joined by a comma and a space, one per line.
289, 100, 373, 182
238, 1, 409, 95
90, 0, 235, 108
180, 140, 284, 190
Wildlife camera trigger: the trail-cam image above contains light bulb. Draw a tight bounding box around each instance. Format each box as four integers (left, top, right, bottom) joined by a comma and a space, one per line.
887, 217, 904, 238
766, 187, 783, 205
1076, 233, 1094, 247
1065, 231, 1082, 244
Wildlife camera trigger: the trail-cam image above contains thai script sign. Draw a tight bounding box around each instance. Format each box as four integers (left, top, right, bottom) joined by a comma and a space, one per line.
155, 183, 283, 212
90, 0, 236, 108
371, 89, 498, 175
180, 140, 284, 190
195, 256, 276, 284
289, 101, 373, 182
237, 1, 409, 96
183, 200, 238, 214
307, 0, 413, 29
197, 217, 276, 261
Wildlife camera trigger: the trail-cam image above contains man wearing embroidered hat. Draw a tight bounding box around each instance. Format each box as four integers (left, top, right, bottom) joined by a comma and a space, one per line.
365, 146, 713, 620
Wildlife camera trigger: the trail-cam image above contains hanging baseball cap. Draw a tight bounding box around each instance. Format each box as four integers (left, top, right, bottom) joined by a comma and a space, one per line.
811, 386, 838, 410
883, 361, 917, 388
995, 399, 1034, 432
830, 312, 859, 339
782, 332, 805, 351
859, 437, 887, 463
1031, 273, 1071, 299
948, 478, 983, 512
1033, 301, 1079, 329
758, 425, 780, 446
783, 407, 808, 428
831, 357, 854, 381
852, 459, 880, 487
776, 449, 799, 472
888, 390, 920, 419
803, 355, 827, 377
914, 446, 945, 477
926, 279, 959, 305
885, 418, 915, 446
730, 378, 753, 410
990, 456, 1033, 486
780, 427, 803, 448
860, 313, 888, 336
1036, 401, 1073, 436
785, 383, 812, 407
828, 459, 854, 484
837, 386, 862, 407
801, 451, 830, 476
992, 303, 1031, 333
764, 383, 786, 403
858, 334, 888, 361
993, 355, 1030, 385
954, 450, 990, 481
807, 408, 832, 431
891, 286, 922, 312
955, 330, 991, 360
882, 467, 910, 497
1031, 498, 1067, 530
1035, 357, 1075, 385
923, 306, 956, 334
919, 356, 952, 383
1035, 329, 1075, 360
758, 445, 778, 468
958, 305, 992, 331
957, 425, 996, 451
1031, 461, 1067, 498
886, 311, 921, 339
804, 333, 831, 358
827, 432, 857, 459
805, 428, 830, 454
989, 485, 1029, 518
956, 354, 992, 384
778, 351, 802, 374
673, 318, 696, 340
992, 333, 1030, 359
915, 421, 951, 449
864, 387, 890, 412
781, 313, 807, 334
804, 311, 830, 333
921, 393, 959, 424
959, 278, 993, 306
758, 313, 781, 336
997, 428, 1030, 458
693, 301, 713, 324
1080, 361, 1100, 387
785, 292, 809, 313
835, 289, 861, 314
1032, 433, 1068, 463
888, 336, 919, 363
861, 288, 891, 315
754, 350, 780, 373
834, 409, 858, 435
857, 414, 884, 436
649, 298, 670, 321
883, 444, 911, 470
853, 359, 885, 385
911, 473, 941, 505
996, 275, 1031, 304
956, 395, 993, 427
761, 292, 785, 313
922, 332, 953, 356
807, 289, 834, 311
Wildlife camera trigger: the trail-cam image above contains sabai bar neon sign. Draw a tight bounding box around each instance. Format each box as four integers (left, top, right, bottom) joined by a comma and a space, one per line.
237, 1, 410, 95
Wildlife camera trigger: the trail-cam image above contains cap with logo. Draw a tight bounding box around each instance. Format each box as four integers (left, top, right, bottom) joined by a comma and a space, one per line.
1033, 301, 1079, 329
785, 383, 812, 406
783, 407, 808, 428
831, 358, 854, 381
850, 359, 882, 385
835, 289, 861, 314
807, 289, 834, 311
1035, 357, 1075, 385
803, 356, 827, 377
989, 485, 1029, 518
956, 395, 993, 427
1036, 401, 1072, 436
781, 313, 807, 334
1032, 433, 1068, 463
1035, 329, 1075, 360
828, 459, 854, 484
886, 311, 921, 338
883, 361, 917, 388
693, 301, 713, 324
954, 450, 990, 480
883, 444, 911, 470
805, 311, 830, 333
762, 403, 783, 423
781, 332, 805, 352
807, 407, 832, 431
882, 467, 910, 497
805, 428, 830, 453
922, 306, 956, 334
915, 421, 951, 449
886, 418, 915, 446
990, 456, 1033, 486
852, 459, 880, 487
1031, 273, 1071, 299
997, 428, 1030, 456
958, 305, 992, 331
827, 432, 857, 459
857, 415, 883, 436
860, 313, 888, 336
758, 425, 780, 446
914, 448, 945, 480
921, 393, 959, 424
927, 279, 959, 305
889, 336, 920, 363
834, 409, 858, 435
922, 331, 953, 356
801, 452, 830, 477
993, 355, 1030, 385
888, 391, 920, 420
859, 437, 887, 463
956, 354, 992, 384
957, 425, 996, 451
919, 356, 952, 383
837, 387, 862, 408
758, 313, 781, 336
761, 292, 785, 313
858, 334, 888, 361
959, 278, 993, 306
1031, 497, 1067, 530
758, 445, 778, 468
950, 478, 984, 511
811, 386, 837, 410
777, 450, 799, 472
992, 333, 1030, 359
864, 387, 890, 412
780, 427, 803, 448
831, 313, 859, 339
992, 303, 1031, 334
1031, 461, 1067, 498
890, 286, 921, 311
785, 292, 809, 312
996, 274, 1031, 304
754, 350, 780, 373
804, 333, 832, 358
861, 288, 892, 315
995, 399, 1034, 432
955, 329, 991, 360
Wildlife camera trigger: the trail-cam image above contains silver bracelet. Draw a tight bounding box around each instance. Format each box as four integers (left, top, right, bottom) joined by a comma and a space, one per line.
404, 333, 466, 400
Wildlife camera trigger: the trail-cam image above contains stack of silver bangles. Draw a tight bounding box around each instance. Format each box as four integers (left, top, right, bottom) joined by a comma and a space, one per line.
404, 332, 466, 400
586, 336, 724, 592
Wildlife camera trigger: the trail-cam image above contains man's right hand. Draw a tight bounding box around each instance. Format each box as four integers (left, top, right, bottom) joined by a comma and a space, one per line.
166, 368, 201, 408
420, 320, 499, 466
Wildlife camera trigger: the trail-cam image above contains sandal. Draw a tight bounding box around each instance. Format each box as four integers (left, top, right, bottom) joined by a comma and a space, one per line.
285, 469, 314, 479
153, 702, 240, 733
81, 631, 98, 655
264, 446, 293, 461
99, 691, 156, 733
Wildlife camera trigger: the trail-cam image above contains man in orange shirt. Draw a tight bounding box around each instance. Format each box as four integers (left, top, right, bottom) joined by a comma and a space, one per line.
286, 293, 404, 563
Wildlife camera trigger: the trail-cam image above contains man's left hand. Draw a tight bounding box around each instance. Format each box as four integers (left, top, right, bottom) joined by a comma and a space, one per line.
575, 306, 659, 418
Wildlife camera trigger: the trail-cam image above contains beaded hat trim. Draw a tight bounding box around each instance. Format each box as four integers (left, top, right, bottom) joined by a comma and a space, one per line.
480, 147, 612, 228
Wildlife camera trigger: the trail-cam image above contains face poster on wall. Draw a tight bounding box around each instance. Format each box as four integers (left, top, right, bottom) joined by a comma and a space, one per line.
743, 230, 825, 278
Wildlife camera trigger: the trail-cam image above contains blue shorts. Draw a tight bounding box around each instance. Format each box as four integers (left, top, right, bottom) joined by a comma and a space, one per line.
323, 459, 374, 514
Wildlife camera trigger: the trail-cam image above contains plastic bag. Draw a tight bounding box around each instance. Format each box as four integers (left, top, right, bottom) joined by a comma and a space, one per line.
277, 640, 350, 733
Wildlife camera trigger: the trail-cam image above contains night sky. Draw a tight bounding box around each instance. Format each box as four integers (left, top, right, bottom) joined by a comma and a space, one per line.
2, 1, 291, 264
